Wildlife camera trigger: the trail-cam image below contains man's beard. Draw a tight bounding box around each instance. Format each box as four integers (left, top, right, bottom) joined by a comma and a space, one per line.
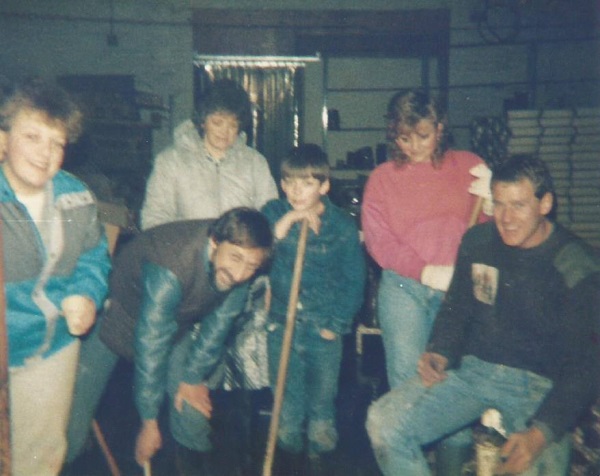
208, 261, 236, 292
207, 261, 222, 291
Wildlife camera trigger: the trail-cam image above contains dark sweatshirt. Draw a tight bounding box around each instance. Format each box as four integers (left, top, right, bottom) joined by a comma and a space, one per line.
428, 221, 600, 441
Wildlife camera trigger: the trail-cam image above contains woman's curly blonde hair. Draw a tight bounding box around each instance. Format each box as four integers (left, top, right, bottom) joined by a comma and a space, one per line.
385, 89, 449, 168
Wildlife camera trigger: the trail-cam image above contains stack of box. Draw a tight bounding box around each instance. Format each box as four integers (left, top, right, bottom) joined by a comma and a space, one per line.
507, 108, 600, 247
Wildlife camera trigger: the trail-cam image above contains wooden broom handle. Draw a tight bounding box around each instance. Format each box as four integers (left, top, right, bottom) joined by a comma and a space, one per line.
468, 196, 485, 229
262, 219, 309, 476
0, 219, 10, 476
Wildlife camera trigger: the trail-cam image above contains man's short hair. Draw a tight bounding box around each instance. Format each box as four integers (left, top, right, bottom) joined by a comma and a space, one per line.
492, 155, 557, 219
281, 144, 330, 183
492, 154, 555, 200
209, 207, 273, 256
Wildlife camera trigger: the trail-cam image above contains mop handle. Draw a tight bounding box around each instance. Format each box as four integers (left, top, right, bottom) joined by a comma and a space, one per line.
262, 219, 309, 476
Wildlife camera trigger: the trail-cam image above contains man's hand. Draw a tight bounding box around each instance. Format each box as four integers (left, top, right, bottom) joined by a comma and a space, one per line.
496, 426, 546, 474
135, 419, 162, 466
417, 352, 448, 387
320, 328, 336, 340
175, 382, 213, 419
61, 295, 96, 335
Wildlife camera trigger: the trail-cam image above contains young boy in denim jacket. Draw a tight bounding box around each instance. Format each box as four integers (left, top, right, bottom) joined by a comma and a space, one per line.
261, 144, 366, 474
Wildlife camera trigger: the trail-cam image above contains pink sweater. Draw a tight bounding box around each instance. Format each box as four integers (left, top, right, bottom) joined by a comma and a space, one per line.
361, 150, 487, 281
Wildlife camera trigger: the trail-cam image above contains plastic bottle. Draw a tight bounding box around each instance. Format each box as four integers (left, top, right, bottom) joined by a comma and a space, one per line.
474, 409, 508, 476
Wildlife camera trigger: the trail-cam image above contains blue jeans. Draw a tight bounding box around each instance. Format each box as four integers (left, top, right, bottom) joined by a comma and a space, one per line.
267, 315, 342, 455
167, 330, 215, 452
66, 323, 119, 463
377, 270, 444, 388
366, 356, 572, 476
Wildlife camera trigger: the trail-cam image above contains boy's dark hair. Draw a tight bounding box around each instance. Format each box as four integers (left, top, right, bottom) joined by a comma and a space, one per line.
492, 154, 557, 219
280, 144, 330, 183
209, 207, 273, 259
0, 77, 83, 142
385, 88, 449, 167
195, 79, 252, 135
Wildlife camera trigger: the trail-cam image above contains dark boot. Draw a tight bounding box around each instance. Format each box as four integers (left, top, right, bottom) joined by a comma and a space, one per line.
272, 447, 305, 476
307, 451, 335, 476
175, 444, 211, 476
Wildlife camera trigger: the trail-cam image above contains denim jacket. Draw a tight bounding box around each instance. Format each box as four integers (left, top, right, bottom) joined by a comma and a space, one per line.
261, 196, 366, 335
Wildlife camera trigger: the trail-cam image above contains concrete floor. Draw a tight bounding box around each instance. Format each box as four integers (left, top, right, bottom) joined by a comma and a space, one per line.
64, 334, 387, 476
62, 331, 600, 476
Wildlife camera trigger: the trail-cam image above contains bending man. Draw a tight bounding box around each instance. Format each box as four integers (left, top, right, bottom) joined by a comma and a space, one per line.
66, 207, 273, 475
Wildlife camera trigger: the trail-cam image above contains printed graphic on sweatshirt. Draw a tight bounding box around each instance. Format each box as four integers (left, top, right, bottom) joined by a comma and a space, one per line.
472, 263, 498, 305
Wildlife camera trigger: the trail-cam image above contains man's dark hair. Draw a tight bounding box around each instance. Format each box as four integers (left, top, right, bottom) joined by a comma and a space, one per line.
492, 154, 557, 219
492, 155, 555, 200
281, 143, 330, 183
209, 207, 273, 257
195, 79, 252, 134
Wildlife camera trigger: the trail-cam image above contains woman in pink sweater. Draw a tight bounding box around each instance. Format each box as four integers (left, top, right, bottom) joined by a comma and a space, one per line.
361, 89, 491, 474
362, 89, 491, 389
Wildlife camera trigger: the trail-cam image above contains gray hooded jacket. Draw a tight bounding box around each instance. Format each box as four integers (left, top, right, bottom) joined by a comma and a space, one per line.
141, 120, 278, 230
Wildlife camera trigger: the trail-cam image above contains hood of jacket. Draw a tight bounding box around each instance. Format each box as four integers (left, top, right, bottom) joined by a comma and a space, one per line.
172, 119, 248, 157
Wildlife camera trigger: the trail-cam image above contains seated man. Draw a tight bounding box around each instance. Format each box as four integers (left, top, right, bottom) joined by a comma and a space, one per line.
66, 207, 273, 476
366, 155, 600, 476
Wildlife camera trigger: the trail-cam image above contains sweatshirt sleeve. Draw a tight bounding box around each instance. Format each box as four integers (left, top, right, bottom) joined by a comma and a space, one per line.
361, 170, 426, 281
529, 271, 600, 441
65, 206, 111, 309
426, 235, 475, 365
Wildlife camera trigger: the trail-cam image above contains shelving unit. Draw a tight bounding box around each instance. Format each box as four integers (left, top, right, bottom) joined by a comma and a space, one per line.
322, 55, 445, 177
59, 75, 166, 214
507, 108, 600, 247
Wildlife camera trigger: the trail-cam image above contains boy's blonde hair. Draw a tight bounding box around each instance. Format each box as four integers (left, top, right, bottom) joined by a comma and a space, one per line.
280, 144, 330, 183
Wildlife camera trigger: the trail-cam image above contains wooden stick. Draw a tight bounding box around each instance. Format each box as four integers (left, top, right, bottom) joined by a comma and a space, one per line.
92, 419, 121, 476
143, 460, 152, 476
262, 219, 309, 476
468, 196, 485, 229
0, 220, 11, 476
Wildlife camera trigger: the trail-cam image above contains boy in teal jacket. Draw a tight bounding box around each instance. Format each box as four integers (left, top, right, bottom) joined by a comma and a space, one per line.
261, 144, 366, 474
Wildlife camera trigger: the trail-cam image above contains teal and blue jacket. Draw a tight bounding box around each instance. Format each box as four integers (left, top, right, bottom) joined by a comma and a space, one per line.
0, 169, 111, 367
